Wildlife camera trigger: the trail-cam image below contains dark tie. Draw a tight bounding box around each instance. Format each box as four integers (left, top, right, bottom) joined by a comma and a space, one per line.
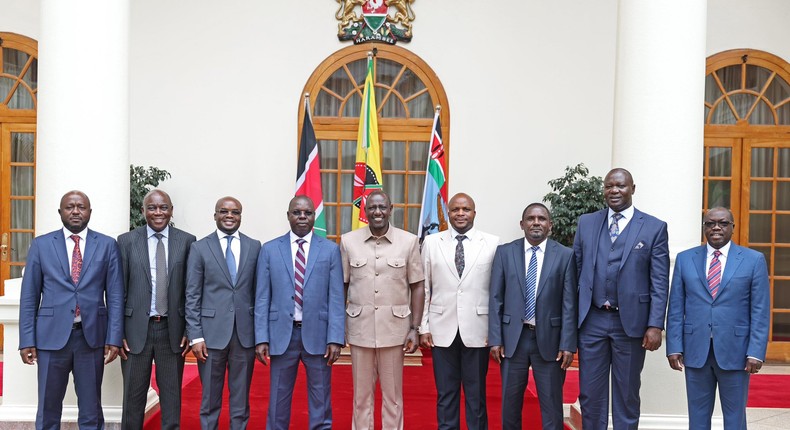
455, 235, 466, 277
707, 250, 722, 298
154, 233, 168, 315
610, 212, 624, 242
225, 236, 237, 284
295, 239, 307, 310
524, 245, 539, 322
70, 235, 82, 318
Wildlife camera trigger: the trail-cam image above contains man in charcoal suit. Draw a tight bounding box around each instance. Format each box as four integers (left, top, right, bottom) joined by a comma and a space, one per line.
255, 195, 345, 430
489, 203, 577, 430
118, 189, 196, 429
667, 207, 769, 429
186, 196, 261, 430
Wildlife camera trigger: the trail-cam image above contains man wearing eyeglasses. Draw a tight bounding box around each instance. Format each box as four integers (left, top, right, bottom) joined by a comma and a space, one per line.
254, 195, 345, 429
186, 196, 261, 430
118, 189, 196, 429
666, 207, 769, 429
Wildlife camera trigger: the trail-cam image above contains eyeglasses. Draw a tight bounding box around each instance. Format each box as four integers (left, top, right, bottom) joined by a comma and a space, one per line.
702, 221, 734, 229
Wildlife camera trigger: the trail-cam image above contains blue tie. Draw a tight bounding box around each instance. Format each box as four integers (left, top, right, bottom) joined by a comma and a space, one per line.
225, 236, 237, 285
524, 245, 539, 322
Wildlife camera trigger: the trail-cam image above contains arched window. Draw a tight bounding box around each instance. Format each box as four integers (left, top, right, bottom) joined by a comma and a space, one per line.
301, 44, 449, 241
0, 32, 37, 284
705, 49, 790, 361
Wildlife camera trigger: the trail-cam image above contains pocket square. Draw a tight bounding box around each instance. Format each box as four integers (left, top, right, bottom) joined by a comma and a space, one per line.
634, 241, 645, 250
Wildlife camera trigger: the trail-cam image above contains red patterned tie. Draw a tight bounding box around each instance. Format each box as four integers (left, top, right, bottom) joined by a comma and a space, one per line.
294, 239, 306, 310
71, 234, 82, 317
707, 250, 722, 298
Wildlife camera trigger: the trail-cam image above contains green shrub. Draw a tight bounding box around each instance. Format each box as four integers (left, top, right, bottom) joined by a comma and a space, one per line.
543, 163, 605, 246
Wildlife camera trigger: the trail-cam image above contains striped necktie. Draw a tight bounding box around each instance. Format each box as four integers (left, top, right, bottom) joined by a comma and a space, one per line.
707, 250, 722, 298
524, 245, 539, 322
294, 239, 307, 310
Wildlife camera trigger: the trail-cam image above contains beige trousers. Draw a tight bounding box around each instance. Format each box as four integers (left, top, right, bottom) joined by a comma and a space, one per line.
350, 345, 405, 430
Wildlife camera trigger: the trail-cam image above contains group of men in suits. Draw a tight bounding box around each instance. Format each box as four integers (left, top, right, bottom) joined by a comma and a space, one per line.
17, 165, 770, 430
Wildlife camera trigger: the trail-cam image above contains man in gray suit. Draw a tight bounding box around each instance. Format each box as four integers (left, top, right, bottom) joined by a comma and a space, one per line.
489, 203, 578, 430
255, 195, 345, 430
118, 189, 196, 430
186, 196, 261, 430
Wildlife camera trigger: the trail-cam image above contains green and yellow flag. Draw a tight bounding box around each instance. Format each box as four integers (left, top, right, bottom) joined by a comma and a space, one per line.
352, 54, 383, 230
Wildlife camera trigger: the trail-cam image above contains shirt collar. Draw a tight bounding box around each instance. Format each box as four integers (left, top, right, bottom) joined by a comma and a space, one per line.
63, 227, 87, 241
365, 225, 393, 243
524, 238, 547, 253
706, 241, 731, 258
451, 227, 475, 241
147, 225, 169, 239
608, 205, 635, 221
216, 230, 240, 241
290, 230, 313, 244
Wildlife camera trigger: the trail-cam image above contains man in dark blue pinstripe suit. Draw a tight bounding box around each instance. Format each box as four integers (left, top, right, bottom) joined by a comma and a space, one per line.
118, 189, 196, 429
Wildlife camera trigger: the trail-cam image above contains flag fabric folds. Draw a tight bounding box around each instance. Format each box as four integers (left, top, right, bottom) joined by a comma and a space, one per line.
295, 96, 327, 237
417, 109, 448, 241
352, 55, 384, 230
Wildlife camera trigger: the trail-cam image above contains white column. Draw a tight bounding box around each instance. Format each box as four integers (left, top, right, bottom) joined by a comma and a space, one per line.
0, 0, 130, 427
571, 1, 711, 429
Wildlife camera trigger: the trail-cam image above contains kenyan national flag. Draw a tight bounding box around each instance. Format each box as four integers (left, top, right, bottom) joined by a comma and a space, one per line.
295, 96, 326, 236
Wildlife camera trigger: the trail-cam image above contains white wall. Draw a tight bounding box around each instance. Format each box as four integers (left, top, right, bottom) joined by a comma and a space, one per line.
707, 0, 790, 58
125, 0, 619, 242
0, 0, 39, 38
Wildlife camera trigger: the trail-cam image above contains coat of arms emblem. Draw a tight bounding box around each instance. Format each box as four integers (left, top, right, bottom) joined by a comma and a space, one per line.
335, 0, 415, 44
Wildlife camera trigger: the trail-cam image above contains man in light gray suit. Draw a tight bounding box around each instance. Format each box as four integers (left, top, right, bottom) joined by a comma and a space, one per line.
489, 203, 578, 430
186, 196, 261, 430
118, 189, 196, 430
255, 195, 345, 430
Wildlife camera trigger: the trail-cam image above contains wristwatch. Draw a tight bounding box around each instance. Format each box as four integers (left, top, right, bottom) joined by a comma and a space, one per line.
411, 325, 422, 333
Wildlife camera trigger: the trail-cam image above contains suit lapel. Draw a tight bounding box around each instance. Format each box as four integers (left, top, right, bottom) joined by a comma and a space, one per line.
135, 228, 153, 285
619, 211, 644, 271
304, 235, 321, 284
79, 229, 99, 286
237, 234, 252, 285
461, 231, 484, 282
693, 246, 707, 289
438, 231, 460, 281
590, 210, 607, 263
537, 240, 557, 299
53, 230, 71, 281
208, 234, 233, 285
719, 244, 744, 296
278, 234, 295, 285
512, 239, 527, 307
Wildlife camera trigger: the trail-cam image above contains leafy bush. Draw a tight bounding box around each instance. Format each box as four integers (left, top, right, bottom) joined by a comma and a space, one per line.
543, 163, 605, 246
129, 165, 171, 230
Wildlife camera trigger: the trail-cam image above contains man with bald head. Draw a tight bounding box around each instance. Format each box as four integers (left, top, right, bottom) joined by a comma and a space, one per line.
19, 190, 124, 429
667, 207, 769, 429
419, 193, 499, 429
186, 196, 261, 430
118, 189, 196, 429
255, 195, 345, 429
573, 168, 669, 430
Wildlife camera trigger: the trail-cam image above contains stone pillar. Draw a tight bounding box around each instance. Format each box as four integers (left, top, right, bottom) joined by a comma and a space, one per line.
570, 1, 712, 429
0, 0, 131, 427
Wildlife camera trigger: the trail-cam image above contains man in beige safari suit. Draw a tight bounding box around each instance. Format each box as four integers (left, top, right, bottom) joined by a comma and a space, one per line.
341, 190, 425, 430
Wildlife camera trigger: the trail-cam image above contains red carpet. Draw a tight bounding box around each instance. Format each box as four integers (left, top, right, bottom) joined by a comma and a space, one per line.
145, 355, 578, 429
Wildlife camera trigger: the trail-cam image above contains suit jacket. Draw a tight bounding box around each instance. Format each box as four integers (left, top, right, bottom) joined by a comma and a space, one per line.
254, 233, 345, 356
489, 238, 578, 361
573, 208, 669, 337
185, 231, 261, 349
118, 226, 196, 354
19, 228, 124, 350
420, 229, 499, 348
666, 243, 770, 370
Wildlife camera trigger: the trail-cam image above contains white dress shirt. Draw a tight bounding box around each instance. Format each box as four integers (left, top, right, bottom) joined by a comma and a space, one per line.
217, 230, 241, 274
148, 225, 170, 316
290, 231, 313, 322
523, 238, 547, 326
607, 204, 635, 234
64, 227, 87, 323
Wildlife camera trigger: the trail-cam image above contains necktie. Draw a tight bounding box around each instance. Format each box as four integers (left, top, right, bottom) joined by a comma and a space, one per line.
225, 236, 237, 285
524, 245, 539, 322
154, 233, 168, 315
294, 239, 307, 310
71, 235, 82, 318
610, 213, 624, 242
707, 250, 722, 298
455, 235, 466, 277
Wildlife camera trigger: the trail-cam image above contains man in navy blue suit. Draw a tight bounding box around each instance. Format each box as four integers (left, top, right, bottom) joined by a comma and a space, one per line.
255, 195, 345, 430
573, 168, 669, 430
19, 190, 124, 429
667, 207, 769, 429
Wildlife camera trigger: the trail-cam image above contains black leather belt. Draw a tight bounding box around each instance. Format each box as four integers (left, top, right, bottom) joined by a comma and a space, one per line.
150, 315, 167, 321
72, 321, 82, 330
524, 323, 536, 330
293, 321, 302, 328
600, 305, 619, 312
